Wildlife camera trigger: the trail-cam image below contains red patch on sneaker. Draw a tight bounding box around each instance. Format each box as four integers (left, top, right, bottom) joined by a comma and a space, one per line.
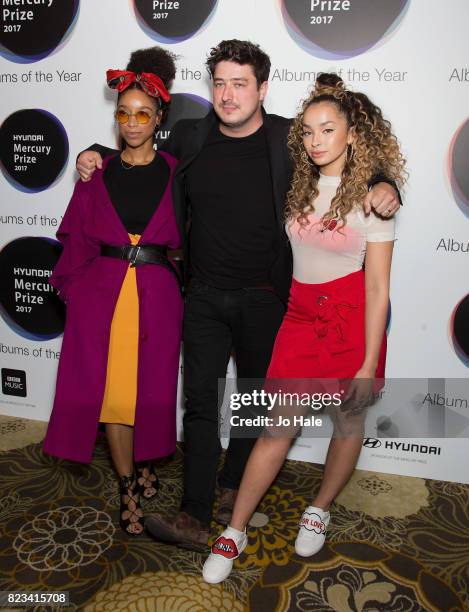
211, 536, 238, 559
300, 512, 326, 534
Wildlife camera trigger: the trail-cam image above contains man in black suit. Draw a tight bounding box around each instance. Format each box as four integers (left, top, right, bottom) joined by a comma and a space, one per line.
77, 40, 399, 551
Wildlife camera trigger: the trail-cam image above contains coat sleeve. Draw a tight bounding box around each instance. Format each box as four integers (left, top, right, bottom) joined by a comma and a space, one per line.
77, 142, 119, 160
49, 181, 100, 301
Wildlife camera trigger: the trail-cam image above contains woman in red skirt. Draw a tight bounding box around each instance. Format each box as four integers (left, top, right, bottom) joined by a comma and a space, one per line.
203, 73, 406, 582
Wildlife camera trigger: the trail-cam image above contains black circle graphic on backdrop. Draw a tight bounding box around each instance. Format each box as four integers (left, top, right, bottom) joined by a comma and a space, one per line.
0, 109, 69, 193
449, 118, 469, 217
452, 295, 469, 363
281, 0, 409, 59
0, 0, 79, 63
133, 0, 218, 43
155, 93, 211, 148
0, 237, 65, 340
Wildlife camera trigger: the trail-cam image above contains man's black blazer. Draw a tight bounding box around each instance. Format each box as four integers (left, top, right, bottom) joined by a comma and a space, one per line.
164, 108, 294, 303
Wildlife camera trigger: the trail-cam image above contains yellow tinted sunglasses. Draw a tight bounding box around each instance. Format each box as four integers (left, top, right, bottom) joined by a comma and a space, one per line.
115, 109, 154, 125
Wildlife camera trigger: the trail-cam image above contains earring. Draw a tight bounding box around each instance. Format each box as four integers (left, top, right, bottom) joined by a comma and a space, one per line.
153, 129, 159, 151
346, 143, 354, 163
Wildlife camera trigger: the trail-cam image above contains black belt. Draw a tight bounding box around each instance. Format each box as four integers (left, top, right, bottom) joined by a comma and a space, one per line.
100, 243, 183, 294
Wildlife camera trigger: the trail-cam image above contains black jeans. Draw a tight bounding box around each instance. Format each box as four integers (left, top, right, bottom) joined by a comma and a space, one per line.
181, 278, 286, 525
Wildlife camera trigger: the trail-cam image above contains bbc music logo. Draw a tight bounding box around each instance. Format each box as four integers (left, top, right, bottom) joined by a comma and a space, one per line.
0, 0, 79, 63
133, 0, 218, 44
0, 109, 69, 193
279, 0, 410, 59
0, 237, 65, 341
1, 368, 27, 398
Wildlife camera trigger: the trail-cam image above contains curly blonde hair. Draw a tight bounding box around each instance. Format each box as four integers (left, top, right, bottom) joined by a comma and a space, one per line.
285, 73, 407, 229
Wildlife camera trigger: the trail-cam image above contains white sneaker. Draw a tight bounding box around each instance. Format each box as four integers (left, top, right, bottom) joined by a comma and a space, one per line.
295, 505, 330, 557
203, 526, 247, 584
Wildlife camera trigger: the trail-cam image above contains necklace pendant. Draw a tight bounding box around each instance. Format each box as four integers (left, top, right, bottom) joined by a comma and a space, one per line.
120, 156, 134, 170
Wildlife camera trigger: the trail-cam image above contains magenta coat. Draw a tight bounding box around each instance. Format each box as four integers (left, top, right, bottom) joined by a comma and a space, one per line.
43, 151, 183, 463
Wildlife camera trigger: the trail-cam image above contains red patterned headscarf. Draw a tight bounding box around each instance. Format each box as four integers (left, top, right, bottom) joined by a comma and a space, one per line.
106, 70, 170, 102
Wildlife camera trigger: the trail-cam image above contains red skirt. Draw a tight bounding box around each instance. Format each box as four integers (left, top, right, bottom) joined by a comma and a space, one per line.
267, 270, 386, 382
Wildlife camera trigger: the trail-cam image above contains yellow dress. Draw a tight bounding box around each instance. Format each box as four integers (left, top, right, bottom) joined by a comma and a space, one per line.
99, 234, 140, 425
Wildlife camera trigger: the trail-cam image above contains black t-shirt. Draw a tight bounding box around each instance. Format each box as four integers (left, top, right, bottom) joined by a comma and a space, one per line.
103, 153, 170, 235
186, 124, 276, 289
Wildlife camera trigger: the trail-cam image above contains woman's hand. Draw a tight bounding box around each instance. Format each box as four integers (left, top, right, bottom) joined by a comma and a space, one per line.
341, 367, 375, 415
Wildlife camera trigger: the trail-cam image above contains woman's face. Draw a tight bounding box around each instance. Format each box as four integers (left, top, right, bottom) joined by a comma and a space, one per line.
115, 88, 161, 149
302, 101, 353, 176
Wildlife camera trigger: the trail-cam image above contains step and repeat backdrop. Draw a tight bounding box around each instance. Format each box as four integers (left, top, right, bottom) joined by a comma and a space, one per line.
1, 0, 468, 482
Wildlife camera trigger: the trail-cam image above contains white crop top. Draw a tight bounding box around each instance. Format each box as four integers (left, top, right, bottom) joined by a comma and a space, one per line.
287, 174, 395, 284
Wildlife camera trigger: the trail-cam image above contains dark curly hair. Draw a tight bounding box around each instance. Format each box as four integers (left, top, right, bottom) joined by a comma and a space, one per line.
286, 73, 406, 229
206, 39, 270, 87
120, 46, 177, 119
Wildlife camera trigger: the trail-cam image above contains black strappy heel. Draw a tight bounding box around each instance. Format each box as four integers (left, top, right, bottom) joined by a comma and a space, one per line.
135, 462, 160, 500
119, 473, 144, 536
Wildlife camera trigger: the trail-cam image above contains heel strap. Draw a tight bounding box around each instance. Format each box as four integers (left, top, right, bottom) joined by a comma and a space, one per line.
119, 473, 137, 490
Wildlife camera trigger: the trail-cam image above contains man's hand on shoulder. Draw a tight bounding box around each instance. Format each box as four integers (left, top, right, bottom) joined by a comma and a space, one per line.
77, 151, 103, 182
364, 182, 399, 217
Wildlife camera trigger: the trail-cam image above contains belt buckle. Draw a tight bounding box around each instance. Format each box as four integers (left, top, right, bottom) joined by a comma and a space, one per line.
129, 245, 141, 268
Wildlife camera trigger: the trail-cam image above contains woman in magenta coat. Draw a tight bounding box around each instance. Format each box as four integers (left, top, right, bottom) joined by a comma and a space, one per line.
43, 47, 183, 536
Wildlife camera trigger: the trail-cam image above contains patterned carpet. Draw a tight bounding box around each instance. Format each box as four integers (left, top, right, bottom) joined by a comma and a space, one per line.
0, 415, 467, 611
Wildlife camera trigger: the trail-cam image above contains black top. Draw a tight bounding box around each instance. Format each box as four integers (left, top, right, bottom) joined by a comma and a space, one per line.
103, 153, 170, 235
185, 124, 277, 289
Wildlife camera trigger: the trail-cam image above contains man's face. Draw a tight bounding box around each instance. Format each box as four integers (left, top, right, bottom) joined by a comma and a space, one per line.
212, 60, 267, 135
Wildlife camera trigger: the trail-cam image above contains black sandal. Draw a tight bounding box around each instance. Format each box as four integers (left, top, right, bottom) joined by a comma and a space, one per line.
119, 473, 144, 536
135, 462, 160, 500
